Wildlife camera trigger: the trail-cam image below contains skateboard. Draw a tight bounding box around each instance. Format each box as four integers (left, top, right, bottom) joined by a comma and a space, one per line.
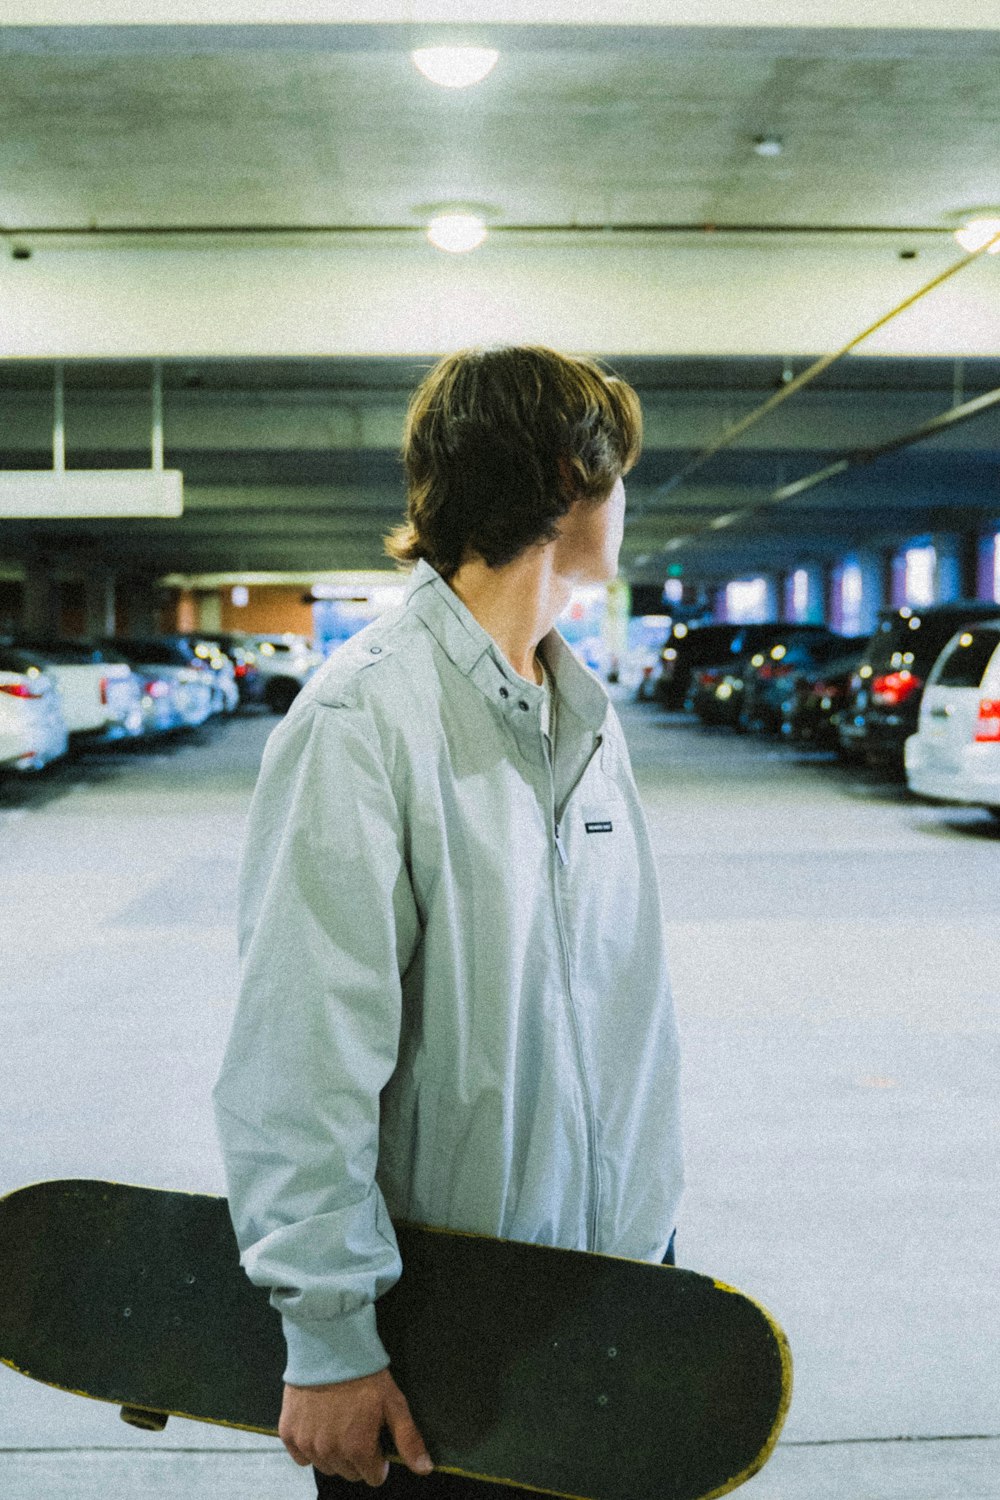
0, 1179, 791, 1500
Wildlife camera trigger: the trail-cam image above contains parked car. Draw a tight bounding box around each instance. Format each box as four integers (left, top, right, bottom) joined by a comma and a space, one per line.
737, 629, 851, 734
4, 637, 143, 744
186, 632, 264, 706
655, 621, 830, 711
904, 619, 1000, 819
227, 633, 323, 713
0, 647, 70, 773
655, 623, 744, 709
163, 635, 240, 714
689, 624, 837, 729
838, 602, 1000, 770
103, 639, 216, 731
690, 663, 743, 726
782, 641, 870, 749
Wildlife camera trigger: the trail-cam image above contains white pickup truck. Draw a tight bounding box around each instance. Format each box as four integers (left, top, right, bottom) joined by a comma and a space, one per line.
9, 639, 143, 743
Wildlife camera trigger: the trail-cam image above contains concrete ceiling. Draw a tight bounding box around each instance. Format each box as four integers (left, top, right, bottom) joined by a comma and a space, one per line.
0, 15, 999, 589
1, 28, 999, 234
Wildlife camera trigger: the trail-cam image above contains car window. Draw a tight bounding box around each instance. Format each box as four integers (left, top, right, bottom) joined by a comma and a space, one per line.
0, 648, 48, 674
11, 640, 104, 665
113, 641, 186, 667
933, 627, 1000, 689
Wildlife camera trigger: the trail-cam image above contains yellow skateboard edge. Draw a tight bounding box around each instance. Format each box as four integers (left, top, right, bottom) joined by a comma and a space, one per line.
1, 1181, 793, 1499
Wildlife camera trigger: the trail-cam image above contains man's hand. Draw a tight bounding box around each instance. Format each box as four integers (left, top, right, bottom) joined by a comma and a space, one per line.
279, 1368, 434, 1486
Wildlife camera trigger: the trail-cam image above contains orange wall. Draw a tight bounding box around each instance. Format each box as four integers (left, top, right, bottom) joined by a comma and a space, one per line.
220, 585, 315, 637
162, 585, 316, 638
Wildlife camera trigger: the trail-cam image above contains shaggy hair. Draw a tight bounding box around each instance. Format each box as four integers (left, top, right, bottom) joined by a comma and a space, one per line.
385, 345, 642, 577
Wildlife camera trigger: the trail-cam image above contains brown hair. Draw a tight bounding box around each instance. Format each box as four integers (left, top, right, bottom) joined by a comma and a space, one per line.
385, 345, 642, 577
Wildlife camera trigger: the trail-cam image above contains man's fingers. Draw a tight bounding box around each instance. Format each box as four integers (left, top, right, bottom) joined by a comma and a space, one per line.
280, 1437, 311, 1468
355, 1455, 390, 1487
385, 1388, 434, 1475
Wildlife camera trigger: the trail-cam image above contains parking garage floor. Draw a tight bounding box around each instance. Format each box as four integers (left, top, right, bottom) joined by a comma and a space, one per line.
2, 699, 998, 1500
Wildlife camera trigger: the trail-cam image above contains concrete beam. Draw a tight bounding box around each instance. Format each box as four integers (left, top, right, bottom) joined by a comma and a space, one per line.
2, 237, 996, 361
2, 388, 998, 456
0, 4, 991, 32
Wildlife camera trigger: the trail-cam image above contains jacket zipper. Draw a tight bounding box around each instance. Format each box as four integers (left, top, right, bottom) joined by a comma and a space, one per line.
545, 731, 603, 1249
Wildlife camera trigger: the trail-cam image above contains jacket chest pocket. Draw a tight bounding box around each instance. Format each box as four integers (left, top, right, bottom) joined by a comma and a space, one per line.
568, 790, 632, 875
563, 792, 641, 954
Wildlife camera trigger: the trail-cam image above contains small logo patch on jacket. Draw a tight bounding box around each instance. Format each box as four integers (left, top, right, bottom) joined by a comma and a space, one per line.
585, 820, 614, 834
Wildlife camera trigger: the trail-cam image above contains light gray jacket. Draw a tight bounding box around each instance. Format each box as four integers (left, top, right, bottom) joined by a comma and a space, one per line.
213, 561, 683, 1386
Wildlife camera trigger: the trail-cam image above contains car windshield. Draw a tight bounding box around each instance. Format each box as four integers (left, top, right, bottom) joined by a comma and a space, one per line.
0, 648, 49, 674
9, 638, 117, 665
112, 641, 188, 667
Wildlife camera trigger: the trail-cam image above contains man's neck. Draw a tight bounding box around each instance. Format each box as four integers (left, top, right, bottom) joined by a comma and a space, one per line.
446, 548, 571, 684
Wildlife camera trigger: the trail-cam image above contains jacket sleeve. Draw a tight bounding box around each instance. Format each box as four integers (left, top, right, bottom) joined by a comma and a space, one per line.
213, 696, 419, 1386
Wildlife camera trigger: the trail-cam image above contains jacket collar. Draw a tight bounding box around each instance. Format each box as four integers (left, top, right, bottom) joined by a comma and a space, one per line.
405, 559, 609, 734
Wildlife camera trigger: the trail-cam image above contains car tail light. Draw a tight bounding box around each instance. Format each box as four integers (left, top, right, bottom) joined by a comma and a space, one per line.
870, 670, 923, 707
974, 698, 1000, 742
233, 663, 248, 679
100, 675, 109, 705
144, 679, 170, 699
756, 663, 794, 681
0, 681, 44, 700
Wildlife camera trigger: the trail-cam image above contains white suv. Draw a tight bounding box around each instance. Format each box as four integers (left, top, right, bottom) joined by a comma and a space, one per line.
233, 634, 323, 714
905, 619, 1000, 820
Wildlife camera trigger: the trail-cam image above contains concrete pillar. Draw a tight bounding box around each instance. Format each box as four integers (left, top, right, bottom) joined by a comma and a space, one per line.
84, 571, 116, 639
932, 535, 962, 603
195, 591, 223, 634
783, 564, 825, 624
117, 579, 160, 637
829, 553, 884, 637
976, 528, 1000, 602
21, 565, 59, 635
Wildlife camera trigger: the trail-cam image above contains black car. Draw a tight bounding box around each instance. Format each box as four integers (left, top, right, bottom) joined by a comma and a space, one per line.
684, 624, 837, 727
838, 601, 1000, 769
783, 643, 869, 748
655, 621, 830, 710
737, 629, 854, 734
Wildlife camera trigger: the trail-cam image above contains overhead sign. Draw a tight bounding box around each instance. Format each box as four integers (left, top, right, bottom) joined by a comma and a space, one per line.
0, 471, 183, 519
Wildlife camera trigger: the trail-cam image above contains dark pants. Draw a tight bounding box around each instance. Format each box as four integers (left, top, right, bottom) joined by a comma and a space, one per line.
314, 1234, 676, 1499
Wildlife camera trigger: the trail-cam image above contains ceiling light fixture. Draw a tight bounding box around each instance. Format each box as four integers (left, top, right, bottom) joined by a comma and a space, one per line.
427, 212, 488, 254
954, 217, 1000, 254
411, 46, 499, 89
752, 136, 783, 158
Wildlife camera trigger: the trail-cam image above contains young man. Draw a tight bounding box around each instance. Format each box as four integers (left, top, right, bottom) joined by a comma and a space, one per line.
213, 346, 683, 1494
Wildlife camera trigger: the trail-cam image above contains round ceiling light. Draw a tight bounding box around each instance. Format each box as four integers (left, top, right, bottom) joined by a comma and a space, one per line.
427, 213, 488, 254
411, 46, 499, 89
954, 217, 1000, 254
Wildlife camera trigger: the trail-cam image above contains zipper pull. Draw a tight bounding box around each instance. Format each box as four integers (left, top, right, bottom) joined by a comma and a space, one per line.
554, 824, 568, 867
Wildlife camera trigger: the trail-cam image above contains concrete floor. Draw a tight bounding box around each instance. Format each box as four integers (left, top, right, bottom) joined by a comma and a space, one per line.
1, 698, 998, 1498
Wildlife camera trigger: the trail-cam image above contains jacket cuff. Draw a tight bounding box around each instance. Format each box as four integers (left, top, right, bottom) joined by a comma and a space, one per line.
282, 1303, 390, 1386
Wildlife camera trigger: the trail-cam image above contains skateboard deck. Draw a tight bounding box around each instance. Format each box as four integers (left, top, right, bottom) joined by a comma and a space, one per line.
0, 1179, 791, 1500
